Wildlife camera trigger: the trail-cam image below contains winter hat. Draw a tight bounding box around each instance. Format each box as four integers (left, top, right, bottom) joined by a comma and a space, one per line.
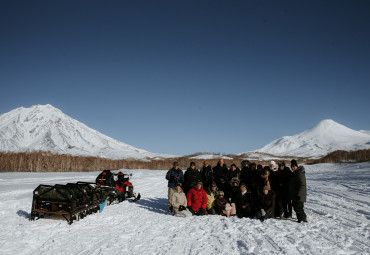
190, 162, 196, 167
241, 160, 251, 167
230, 177, 240, 185
231, 164, 237, 168
278, 161, 286, 167
173, 161, 179, 166
270, 161, 276, 166
263, 185, 270, 191
291, 159, 298, 168
217, 191, 225, 196
176, 183, 182, 187
197, 181, 203, 185
240, 183, 246, 188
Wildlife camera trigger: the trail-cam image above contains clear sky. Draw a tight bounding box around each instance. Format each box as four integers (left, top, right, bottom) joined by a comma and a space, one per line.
1, 0, 369, 155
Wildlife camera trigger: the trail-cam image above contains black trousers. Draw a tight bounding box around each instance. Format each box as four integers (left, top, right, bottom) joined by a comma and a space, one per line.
237, 206, 254, 218
275, 190, 293, 218
282, 197, 293, 217
292, 200, 307, 222
189, 208, 206, 216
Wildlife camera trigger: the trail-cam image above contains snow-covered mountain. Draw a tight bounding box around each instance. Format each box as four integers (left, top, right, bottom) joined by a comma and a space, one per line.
253, 119, 370, 158
359, 130, 370, 136
0, 104, 172, 160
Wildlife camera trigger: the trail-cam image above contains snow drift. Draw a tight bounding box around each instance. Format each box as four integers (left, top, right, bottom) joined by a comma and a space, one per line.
0, 104, 172, 160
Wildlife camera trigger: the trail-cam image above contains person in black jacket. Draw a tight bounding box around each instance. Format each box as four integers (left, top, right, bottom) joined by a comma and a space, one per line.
273, 161, 293, 218
200, 161, 214, 189
235, 183, 255, 218
256, 185, 276, 221
227, 164, 241, 182
229, 177, 240, 204
289, 160, 307, 223
247, 163, 259, 197
216, 176, 230, 201
183, 162, 202, 195
239, 160, 250, 185
213, 159, 228, 183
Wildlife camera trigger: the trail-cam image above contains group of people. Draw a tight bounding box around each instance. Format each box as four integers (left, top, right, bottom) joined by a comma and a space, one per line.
166, 159, 307, 223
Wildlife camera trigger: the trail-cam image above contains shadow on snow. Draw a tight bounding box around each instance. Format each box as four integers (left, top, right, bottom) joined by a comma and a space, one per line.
17, 210, 31, 219
136, 197, 168, 215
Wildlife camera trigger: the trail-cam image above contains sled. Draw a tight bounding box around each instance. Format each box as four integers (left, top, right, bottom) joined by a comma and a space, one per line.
30, 184, 104, 224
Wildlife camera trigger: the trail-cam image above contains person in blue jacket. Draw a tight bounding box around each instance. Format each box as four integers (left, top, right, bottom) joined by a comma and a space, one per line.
166, 161, 184, 213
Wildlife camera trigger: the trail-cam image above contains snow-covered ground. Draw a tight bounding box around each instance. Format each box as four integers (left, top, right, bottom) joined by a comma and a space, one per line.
1, 163, 369, 254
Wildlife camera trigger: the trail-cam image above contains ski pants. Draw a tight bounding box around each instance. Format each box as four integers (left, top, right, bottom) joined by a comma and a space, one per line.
168, 188, 175, 210
292, 200, 307, 222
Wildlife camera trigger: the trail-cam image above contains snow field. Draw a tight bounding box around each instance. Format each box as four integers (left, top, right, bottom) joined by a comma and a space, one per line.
0, 163, 369, 255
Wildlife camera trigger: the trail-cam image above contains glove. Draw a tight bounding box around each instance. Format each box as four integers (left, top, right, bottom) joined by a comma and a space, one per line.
261, 209, 266, 217
179, 205, 186, 211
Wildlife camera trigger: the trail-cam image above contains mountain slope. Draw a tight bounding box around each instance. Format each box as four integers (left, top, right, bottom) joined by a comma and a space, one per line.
253, 119, 370, 157
359, 130, 370, 136
0, 104, 171, 159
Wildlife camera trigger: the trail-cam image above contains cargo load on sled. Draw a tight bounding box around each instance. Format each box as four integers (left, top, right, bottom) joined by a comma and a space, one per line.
30, 169, 140, 224
30, 182, 105, 224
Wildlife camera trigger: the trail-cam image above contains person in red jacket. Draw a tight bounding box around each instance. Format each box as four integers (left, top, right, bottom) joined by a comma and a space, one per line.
186, 181, 208, 216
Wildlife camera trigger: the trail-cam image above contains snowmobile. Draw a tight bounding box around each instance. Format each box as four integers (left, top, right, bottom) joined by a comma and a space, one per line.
95, 170, 141, 203
115, 171, 141, 202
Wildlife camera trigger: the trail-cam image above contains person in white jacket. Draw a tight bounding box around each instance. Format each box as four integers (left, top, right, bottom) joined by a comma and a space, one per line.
170, 183, 192, 217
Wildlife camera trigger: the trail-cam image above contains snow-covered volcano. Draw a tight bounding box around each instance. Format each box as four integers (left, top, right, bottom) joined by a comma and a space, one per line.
0, 104, 171, 159
254, 119, 370, 158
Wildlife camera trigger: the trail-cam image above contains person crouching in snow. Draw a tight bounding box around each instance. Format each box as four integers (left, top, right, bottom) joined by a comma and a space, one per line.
214, 191, 236, 217
256, 185, 276, 222
170, 183, 192, 217
235, 183, 255, 218
186, 181, 208, 216
205, 182, 219, 215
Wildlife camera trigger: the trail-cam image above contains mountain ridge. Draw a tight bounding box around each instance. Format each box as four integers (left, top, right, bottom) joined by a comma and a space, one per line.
0, 104, 172, 160
252, 119, 370, 158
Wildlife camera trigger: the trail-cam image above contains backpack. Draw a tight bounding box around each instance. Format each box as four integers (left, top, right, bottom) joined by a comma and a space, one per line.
96, 170, 115, 187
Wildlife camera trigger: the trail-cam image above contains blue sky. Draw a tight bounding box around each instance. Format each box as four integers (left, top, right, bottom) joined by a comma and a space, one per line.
1, 0, 369, 155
